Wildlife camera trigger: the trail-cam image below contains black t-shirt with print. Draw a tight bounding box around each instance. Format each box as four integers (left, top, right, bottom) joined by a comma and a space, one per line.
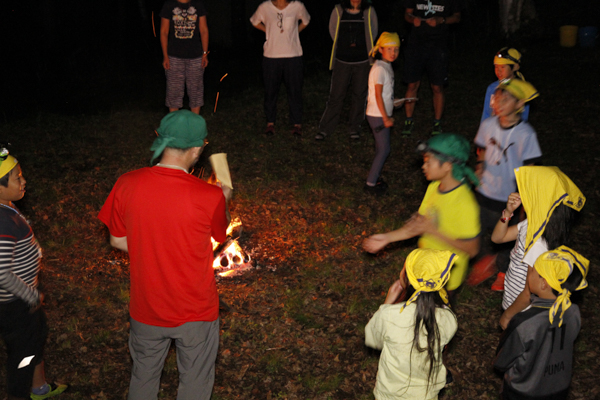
160, 0, 207, 59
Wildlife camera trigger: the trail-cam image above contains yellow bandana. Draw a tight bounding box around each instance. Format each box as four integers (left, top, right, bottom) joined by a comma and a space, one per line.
494, 47, 522, 65
534, 246, 589, 327
400, 249, 457, 313
515, 166, 586, 257
370, 32, 400, 57
0, 155, 18, 179
497, 78, 538, 103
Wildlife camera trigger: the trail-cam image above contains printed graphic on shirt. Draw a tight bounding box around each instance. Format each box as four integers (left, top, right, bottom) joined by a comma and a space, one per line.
416, 1, 445, 16
172, 7, 197, 39
487, 137, 514, 165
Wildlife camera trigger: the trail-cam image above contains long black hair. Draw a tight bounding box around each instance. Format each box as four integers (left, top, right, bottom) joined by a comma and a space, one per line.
340, 0, 371, 11
542, 204, 578, 250
411, 292, 448, 393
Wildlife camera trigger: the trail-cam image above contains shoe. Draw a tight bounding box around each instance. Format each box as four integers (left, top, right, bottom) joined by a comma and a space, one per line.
363, 178, 388, 196
265, 124, 275, 136
401, 120, 414, 135
491, 272, 506, 292
466, 254, 497, 286
292, 125, 302, 137
431, 122, 442, 135
315, 132, 326, 141
349, 132, 360, 140
30, 383, 68, 399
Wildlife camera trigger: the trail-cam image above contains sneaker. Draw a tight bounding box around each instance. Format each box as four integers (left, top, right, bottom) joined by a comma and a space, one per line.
315, 132, 326, 141
291, 125, 302, 137
431, 122, 442, 135
401, 120, 414, 135
30, 383, 68, 400
466, 254, 497, 286
363, 178, 388, 196
349, 132, 360, 140
491, 272, 506, 292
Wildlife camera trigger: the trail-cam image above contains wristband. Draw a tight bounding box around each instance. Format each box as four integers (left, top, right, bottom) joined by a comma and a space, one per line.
500, 209, 513, 223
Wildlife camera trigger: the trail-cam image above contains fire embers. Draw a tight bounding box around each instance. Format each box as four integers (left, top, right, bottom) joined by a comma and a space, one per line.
212, 218, 253, 277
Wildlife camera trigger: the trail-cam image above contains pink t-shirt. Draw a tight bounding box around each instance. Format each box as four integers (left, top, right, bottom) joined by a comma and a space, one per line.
98, 167, 228, 327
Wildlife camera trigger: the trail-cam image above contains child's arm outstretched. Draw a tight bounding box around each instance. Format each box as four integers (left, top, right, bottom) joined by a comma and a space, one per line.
375, 84, 394, 128
363, 213, 425, 253
491, 193, 521, 244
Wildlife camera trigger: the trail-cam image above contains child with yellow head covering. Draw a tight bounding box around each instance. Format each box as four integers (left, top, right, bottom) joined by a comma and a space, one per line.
492, 166, 585, 329
495, 245, 589, 399
365, 249, 458, 400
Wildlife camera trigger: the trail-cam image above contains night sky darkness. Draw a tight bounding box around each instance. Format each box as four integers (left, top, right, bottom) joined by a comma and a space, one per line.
1, 0, 594, 120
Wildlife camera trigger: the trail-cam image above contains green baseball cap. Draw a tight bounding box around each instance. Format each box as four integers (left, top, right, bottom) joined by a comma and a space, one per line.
151, 110, 208, 163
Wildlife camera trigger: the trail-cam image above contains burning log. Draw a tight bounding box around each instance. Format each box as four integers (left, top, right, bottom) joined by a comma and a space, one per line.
212, 217, 252, 277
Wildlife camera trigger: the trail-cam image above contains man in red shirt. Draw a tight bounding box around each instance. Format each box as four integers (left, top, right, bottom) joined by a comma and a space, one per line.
98, 110, 231, 400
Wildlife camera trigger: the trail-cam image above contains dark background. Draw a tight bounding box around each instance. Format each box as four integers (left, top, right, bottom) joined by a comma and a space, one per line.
1, 0, 597, 122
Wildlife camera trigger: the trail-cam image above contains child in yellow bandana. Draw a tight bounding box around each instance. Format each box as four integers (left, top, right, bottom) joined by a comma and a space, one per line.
494, 246, 589, 400
365, 249, 458, 400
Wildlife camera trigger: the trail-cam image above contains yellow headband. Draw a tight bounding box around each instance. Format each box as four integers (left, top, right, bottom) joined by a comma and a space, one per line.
0, 155, 18, 179
534, 246, 589, 327
515, 166, 585, 257
400, 249, 457, 313
370, 32, 400, 57
494, 47, 522, 65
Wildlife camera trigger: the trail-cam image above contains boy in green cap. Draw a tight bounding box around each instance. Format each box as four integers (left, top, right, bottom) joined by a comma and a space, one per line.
469, 78, 542, 291
0, 148, 67, 399
363, 133, 480, 292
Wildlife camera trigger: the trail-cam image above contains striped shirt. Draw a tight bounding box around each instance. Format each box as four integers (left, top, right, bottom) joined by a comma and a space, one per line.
502, 219, 548, 310
0, 206, 41, 305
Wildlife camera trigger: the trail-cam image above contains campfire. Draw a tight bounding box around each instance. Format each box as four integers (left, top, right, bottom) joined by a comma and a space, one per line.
211, 217, 252, 277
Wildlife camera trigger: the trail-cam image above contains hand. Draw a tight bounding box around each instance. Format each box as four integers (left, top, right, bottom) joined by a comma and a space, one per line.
499, 312, 511, 330
162, 57, 170, 70
363, 234, 390, 254
201, 54, 209, 68
29, 292, 44, 314
384, 280, 404, 304
506, 193, 522, 214
413, 17, 422, 27
383, 117, 394, 128
221, 184, 233, 203
426, 17, 443, 27
475, 162, 483, 179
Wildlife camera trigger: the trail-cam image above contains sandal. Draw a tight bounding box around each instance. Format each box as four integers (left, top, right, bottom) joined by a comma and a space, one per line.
315, 133, 326, 141
264, 124, 275, 136
292, 125, 302, 137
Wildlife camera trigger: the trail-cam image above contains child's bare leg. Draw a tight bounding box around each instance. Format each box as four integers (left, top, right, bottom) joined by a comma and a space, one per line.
32, 360, 46, 388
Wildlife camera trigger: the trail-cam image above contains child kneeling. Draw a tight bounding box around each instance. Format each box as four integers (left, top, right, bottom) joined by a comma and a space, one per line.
365, 248, 458, 400
495, 246, 589, 400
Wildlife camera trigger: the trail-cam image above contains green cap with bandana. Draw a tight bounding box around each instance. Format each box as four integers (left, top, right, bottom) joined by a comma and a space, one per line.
417, 133, 480, 187
150, 110, 208, 163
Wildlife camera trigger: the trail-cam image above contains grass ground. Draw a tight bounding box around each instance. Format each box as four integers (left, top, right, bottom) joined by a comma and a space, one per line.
0, 40, 599, 399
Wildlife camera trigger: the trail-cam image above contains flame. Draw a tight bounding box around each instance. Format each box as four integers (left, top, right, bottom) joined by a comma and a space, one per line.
212, 241, 250, 271
211, 217, 242, 250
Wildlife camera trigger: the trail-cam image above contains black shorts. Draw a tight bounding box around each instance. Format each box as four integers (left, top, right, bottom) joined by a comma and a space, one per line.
0, 299, 48, 398
403, 45, 448, 86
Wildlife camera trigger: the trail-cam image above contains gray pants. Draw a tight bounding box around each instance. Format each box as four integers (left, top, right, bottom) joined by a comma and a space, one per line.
128, 318, 219, 400
319, 59, 370, 137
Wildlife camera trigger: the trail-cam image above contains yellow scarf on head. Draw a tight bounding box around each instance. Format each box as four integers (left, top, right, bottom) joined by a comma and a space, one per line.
534, 246, 589, 326
369, 32, 400, 58
400, 249, 457, 313
515, 166, 586, 257
0, 155, 18, 179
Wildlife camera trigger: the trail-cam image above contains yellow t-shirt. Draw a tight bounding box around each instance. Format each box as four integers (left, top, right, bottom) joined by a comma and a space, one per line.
418, 181, 480, 290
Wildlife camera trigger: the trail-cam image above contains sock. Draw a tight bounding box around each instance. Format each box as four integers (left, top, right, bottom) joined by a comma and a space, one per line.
32, 383, 50, 395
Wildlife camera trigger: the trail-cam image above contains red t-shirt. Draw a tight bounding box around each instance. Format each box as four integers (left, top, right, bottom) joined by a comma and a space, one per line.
98, 167, 228, 327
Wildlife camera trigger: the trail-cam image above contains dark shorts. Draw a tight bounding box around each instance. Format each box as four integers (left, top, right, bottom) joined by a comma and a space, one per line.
403, 45, 448, 86
0, 299, 48, 398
